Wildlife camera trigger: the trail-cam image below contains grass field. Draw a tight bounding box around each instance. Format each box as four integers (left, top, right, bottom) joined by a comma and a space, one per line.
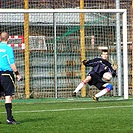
0, 97, 133, 133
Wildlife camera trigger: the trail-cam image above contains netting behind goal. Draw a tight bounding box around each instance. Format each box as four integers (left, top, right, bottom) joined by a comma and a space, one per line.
0, 9, 128, 99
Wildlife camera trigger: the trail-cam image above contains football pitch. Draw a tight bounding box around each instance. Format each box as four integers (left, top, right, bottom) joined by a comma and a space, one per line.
0, 97, 133, 133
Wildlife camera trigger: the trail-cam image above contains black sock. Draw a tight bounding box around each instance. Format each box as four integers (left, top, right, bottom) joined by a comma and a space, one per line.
5, 103, 12, 121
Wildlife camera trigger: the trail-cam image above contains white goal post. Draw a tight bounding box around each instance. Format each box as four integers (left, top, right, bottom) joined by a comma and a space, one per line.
0, 9, 128, 99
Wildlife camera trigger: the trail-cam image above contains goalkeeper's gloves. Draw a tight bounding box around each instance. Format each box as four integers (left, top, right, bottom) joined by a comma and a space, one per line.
82, 60, 87, 66
112, 64, 118, 70
111, 59, 118, 70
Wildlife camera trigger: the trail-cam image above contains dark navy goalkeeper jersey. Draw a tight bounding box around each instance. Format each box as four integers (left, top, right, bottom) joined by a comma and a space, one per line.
0, 42, 15, 71
84, 58, 116, 77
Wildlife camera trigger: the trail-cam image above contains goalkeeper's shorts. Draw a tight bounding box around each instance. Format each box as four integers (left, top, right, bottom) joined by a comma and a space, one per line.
87, 71, 107, 90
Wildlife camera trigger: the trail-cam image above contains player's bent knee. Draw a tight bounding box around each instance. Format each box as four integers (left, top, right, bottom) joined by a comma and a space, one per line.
106, 84, 113, 92
84, 76, 91, 83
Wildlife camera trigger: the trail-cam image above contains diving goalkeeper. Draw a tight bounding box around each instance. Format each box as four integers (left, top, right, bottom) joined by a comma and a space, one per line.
72, 49, 117, 102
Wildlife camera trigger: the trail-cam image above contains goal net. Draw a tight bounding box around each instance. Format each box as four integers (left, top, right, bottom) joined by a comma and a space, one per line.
0, 9, 128, 99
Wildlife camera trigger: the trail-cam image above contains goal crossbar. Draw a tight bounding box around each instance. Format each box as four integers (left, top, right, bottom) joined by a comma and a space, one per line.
0, 9, 127, 13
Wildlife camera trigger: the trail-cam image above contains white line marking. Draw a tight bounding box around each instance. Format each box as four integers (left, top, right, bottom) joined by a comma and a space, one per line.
0, 105, 132, 114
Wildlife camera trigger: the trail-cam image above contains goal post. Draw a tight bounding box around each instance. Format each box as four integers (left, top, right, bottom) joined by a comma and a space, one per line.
0, 9, 128, 99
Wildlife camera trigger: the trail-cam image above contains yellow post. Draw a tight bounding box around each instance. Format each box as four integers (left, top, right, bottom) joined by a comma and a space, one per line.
80, 0, 86, 97
24, 0, 30, 98
132, 0, 133, 95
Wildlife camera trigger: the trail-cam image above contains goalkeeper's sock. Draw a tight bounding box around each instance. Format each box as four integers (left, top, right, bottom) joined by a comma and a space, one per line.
95, 88, 108, 98
5, 103, 12, 121
74, 81, 86, 93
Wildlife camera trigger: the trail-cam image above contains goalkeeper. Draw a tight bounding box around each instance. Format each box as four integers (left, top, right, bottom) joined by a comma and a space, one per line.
72, 49, 117, 102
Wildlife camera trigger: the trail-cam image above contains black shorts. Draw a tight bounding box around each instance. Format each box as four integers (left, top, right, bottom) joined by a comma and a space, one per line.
0, 71, 15, 96
87, 71, 107, 90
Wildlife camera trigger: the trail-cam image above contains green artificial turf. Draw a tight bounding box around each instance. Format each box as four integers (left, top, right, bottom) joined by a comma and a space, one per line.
0, 98, 132, 133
